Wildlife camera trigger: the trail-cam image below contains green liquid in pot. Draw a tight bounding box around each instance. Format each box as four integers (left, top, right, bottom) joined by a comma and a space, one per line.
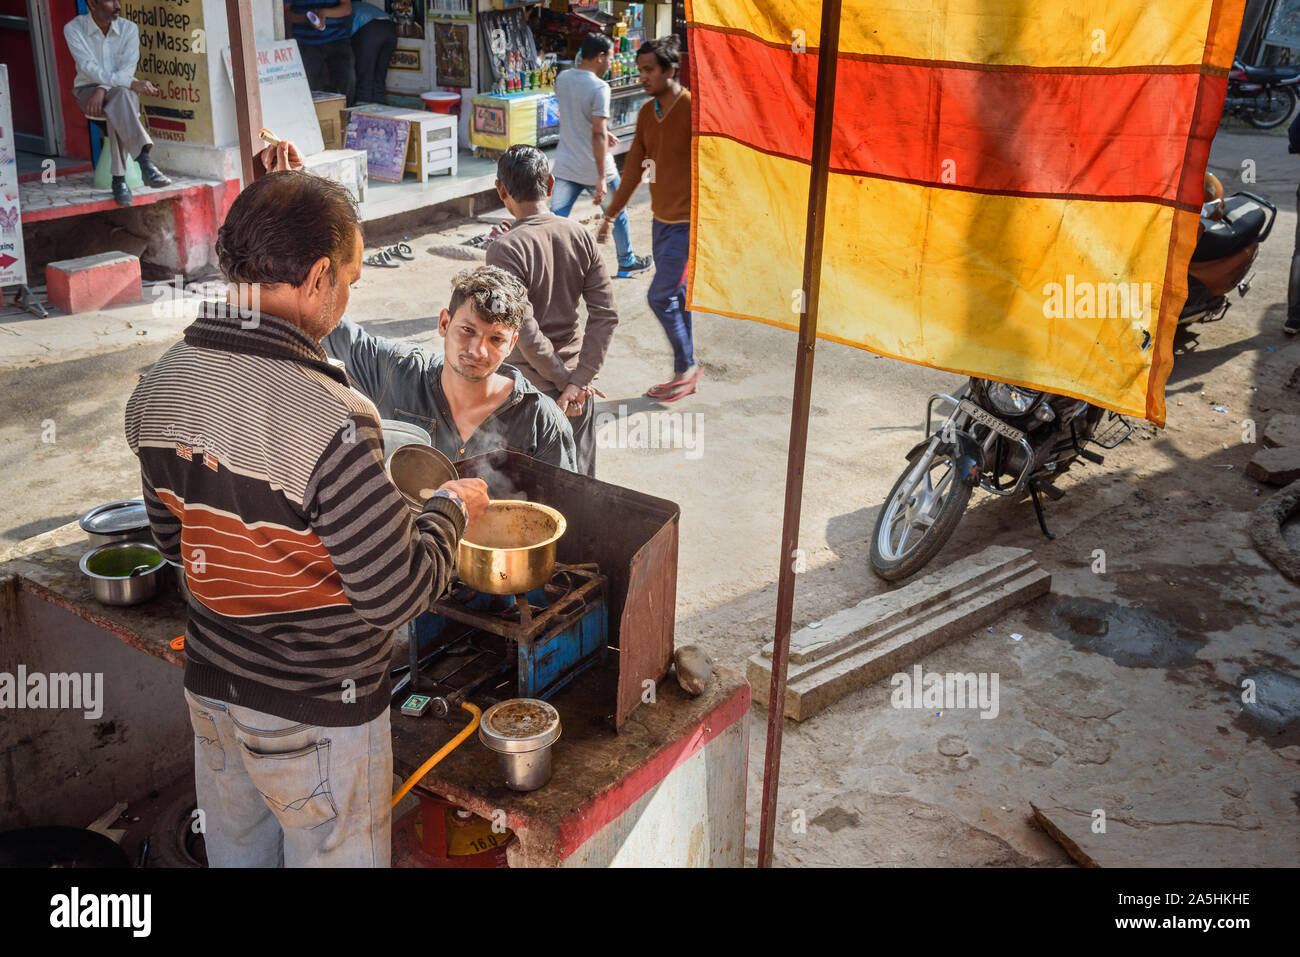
87, 545, 163, 578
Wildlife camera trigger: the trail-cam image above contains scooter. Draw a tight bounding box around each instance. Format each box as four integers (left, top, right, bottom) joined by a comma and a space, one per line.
1180, 172, 1276, 326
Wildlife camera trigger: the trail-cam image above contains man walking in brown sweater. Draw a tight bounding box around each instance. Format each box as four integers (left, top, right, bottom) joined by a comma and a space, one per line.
487, 144, 619, 476
599, 35, 696, 401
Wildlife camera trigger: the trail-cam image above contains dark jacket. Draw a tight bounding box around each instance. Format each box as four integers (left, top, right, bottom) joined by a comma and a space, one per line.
124, 302, 464, 726
323, 316, 577, 470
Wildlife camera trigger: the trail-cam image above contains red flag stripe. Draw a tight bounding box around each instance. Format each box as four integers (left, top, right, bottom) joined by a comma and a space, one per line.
693, 26, 1221, 210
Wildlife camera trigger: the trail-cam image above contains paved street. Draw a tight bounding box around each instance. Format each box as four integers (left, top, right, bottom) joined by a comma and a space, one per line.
4, 127, 1298, 865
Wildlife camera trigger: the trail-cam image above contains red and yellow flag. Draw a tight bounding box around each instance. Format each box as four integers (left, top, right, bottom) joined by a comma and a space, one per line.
686, 1, 1246, 425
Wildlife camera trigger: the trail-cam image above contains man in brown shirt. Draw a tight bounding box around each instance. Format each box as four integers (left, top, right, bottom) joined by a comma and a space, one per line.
487, 144, 619, 476
600, 34, 696, 401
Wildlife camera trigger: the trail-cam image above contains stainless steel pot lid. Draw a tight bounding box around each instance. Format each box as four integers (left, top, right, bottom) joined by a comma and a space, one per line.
80, 499, 149, 536
478, 699, 561, 754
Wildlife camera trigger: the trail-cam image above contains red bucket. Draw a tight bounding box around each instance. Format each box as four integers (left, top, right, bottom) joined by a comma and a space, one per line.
421, 91, 462, 114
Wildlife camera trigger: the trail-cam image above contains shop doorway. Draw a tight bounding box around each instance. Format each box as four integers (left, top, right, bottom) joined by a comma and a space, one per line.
0, 0, 62, 154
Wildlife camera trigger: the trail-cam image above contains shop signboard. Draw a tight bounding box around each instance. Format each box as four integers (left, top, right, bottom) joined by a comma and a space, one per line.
123, 0, 214, 143
0, 65, 27, 289
222, 40, 325, 157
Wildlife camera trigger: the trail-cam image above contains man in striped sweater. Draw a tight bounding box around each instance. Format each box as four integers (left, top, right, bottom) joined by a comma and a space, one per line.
125, 169, 487, 867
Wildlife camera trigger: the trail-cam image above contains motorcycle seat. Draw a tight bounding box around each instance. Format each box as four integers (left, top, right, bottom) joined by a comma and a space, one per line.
1240, 63, 1300, 82
1192, 199, 1267, 262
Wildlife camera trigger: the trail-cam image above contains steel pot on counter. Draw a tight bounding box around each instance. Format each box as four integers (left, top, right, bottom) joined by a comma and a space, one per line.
79, 542, 167, 607
79, 499, 152, 549
456, 500, 565, 596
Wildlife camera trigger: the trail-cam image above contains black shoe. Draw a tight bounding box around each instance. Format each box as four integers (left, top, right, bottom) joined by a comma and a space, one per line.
111, 176, 133, 207
617, 254, 653, 278
138, 156, 172, 188
1286, 314, 1300, 336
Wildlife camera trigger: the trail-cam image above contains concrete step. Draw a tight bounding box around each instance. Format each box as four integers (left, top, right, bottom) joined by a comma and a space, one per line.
750, 545, 1051, 721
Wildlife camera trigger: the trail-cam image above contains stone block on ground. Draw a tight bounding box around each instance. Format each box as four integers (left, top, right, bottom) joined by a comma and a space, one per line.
1263, 413, 1300, 450
749, 545, 1050, 721
1246, 446, 1300, 486
1250, 478, 1300, 583
45, 252, 142, 314
1031, 773, 1296, 867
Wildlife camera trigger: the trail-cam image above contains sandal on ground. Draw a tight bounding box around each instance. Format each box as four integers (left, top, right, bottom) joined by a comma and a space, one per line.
364, 249, 400, 267
386, 242, 415, 260
646, 367, 700, 401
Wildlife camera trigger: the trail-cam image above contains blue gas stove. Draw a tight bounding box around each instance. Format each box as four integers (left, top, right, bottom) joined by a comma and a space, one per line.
392, 563, 608, 711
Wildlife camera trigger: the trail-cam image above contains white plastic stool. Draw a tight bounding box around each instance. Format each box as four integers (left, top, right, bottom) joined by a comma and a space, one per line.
86, 114, 143, 190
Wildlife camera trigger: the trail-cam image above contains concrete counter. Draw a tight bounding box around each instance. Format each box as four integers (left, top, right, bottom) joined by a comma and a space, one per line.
0, 522, 192, 830
392, 661, 749, 867
1, 522, 750, 866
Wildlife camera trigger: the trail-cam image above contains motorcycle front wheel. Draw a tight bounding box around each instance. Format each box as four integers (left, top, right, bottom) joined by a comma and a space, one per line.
1247, 86, 1296, 128
870, 447, 974, 581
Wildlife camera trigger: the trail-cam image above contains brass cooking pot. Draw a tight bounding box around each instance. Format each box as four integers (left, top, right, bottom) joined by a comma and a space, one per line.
457, 500, 566, 595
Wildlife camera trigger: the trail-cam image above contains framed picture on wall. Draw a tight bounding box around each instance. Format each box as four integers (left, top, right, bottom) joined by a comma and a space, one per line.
434, 22, 472, 87
387, 0, 426, 39
429, 0, 473, 19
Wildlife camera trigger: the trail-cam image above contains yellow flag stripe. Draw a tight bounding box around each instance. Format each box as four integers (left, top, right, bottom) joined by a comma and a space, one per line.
687, 0, 816, 49
689, 134, 1180, 421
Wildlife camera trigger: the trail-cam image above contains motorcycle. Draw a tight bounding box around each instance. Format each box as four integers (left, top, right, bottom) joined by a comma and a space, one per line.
869, 380, 1133, 581
1224, 58, 1300, 129
1181, 172, 1275, 325
870, 170, 1274, 581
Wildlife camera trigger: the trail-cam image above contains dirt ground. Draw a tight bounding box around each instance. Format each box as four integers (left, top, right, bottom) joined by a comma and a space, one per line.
2, 126, 1298, 867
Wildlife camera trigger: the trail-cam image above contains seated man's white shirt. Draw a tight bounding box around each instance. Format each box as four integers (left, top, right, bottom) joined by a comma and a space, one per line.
64, 13, 139, 90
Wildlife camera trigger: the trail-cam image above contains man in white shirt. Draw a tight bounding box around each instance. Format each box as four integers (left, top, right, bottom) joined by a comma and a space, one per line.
550, 35, 650, 279
64, 0, 172, 207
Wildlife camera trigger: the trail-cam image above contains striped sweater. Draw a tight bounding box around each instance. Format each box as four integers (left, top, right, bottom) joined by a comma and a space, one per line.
124, 302, 465, 726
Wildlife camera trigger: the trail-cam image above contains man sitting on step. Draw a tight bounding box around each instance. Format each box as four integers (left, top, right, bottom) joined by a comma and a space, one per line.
64, 0, 172, 207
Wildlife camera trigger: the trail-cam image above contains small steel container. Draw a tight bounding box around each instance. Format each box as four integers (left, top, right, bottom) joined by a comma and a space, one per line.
79, 542, 167, 607
79, 499, 152, 549
478, 698, 561, 791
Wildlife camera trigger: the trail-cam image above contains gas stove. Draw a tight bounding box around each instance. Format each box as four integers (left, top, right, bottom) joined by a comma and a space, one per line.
392, 563, 608, 712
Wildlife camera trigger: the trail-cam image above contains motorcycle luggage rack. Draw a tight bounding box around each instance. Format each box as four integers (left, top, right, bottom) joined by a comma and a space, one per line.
1091, 412, 1134, 450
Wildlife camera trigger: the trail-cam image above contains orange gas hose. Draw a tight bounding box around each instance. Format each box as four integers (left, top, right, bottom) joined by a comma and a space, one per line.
391, 701, 481, 808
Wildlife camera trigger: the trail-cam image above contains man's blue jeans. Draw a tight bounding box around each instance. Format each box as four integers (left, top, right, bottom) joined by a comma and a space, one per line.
649, 220, 694, 374
551, 174, 635, 267
184, 689, 392, 867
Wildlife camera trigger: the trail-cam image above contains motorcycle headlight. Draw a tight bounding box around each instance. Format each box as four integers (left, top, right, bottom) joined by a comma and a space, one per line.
986, 381, 1041, 415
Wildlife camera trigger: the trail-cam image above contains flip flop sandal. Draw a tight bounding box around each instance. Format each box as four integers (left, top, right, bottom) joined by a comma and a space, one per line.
647, 368, 701, 400
387, 242, 415, 260
364, 250, 400, 267
657, 378, 699, 402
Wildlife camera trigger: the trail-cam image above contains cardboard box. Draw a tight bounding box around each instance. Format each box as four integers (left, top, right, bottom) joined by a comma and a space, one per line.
611, 2, 643, 27
303, 148, 369, 204
313, 92, 347, 150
